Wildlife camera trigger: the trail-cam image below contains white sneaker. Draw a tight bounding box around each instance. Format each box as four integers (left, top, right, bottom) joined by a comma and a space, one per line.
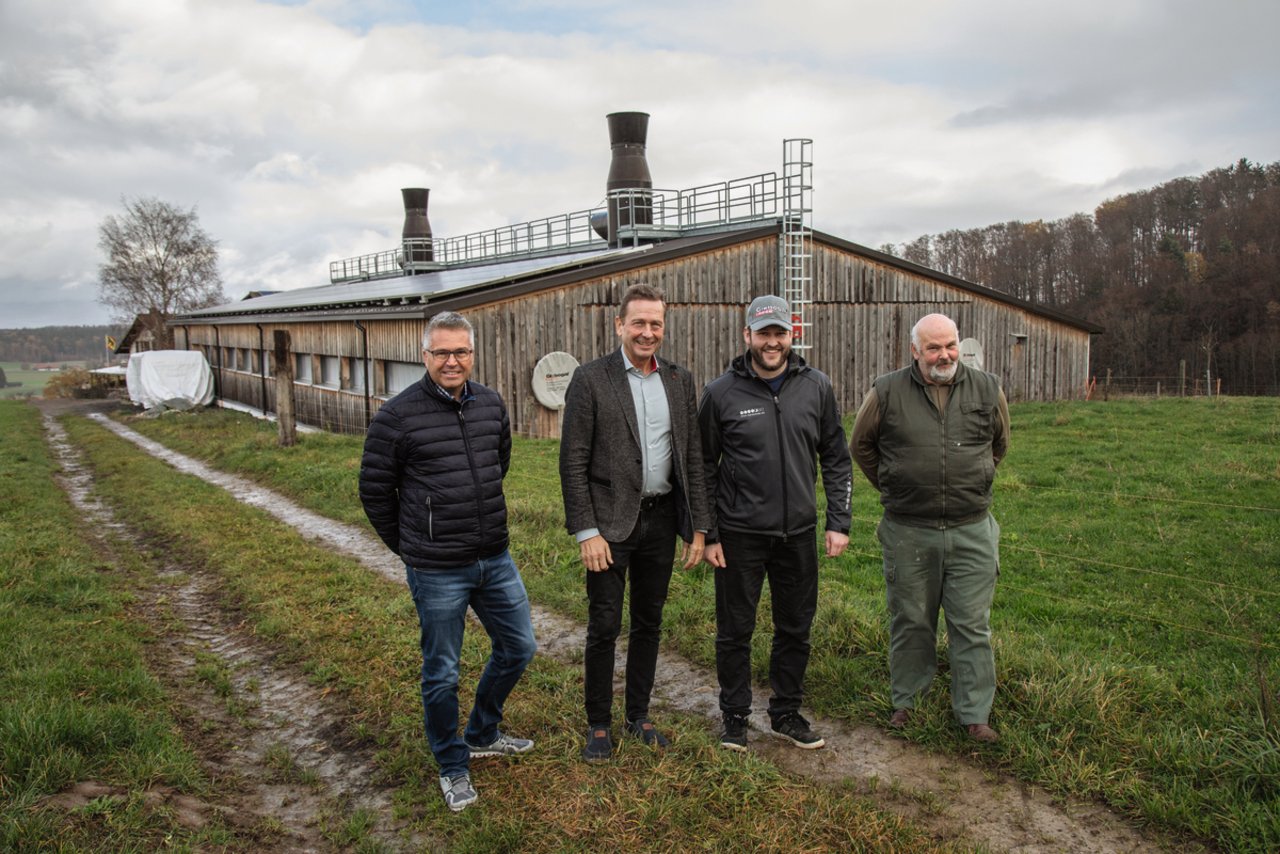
439, 773, 478, 812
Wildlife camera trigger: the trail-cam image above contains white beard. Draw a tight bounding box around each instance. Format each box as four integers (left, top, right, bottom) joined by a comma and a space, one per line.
928, 361, 958, 384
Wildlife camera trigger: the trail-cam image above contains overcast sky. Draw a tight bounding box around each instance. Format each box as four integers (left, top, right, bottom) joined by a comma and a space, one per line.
3, 0, 1278, 328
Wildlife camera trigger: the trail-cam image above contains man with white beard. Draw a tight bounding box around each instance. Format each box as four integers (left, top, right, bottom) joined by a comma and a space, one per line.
851, 313, 1010, 743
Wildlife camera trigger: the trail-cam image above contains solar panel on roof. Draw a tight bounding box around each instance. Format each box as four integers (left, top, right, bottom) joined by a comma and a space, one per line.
188, 245, 647, 317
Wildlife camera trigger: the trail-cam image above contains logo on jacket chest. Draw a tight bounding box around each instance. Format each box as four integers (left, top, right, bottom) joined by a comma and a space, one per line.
737, 406, 767, 419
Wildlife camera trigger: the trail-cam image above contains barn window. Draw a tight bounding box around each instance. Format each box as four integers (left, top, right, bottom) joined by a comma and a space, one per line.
319, 355, 340, 387
294, 353, 312, 383
345, 358, 368, 393
385, 360, 423, 395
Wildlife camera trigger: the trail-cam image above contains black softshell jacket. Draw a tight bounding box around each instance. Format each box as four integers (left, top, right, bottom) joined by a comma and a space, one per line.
697, 352, 852, 540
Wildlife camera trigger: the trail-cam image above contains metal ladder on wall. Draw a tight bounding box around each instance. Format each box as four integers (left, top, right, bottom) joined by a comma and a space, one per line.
781, 138, 814, 351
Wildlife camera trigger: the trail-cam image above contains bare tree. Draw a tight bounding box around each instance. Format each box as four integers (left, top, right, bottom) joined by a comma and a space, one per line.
97, 196, 226, 348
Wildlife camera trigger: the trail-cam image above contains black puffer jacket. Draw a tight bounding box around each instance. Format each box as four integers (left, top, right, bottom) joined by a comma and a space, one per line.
359, 377, 511, 569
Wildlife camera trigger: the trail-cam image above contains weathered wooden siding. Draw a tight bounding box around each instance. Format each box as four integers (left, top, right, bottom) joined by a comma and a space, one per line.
457, 236, 1089, 433
179, 233, 1091, 437
803, 244, 1092, 407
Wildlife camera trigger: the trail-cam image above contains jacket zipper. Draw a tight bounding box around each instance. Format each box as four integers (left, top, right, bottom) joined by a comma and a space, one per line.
457, 406, 486, 541
771, 389, 788, 541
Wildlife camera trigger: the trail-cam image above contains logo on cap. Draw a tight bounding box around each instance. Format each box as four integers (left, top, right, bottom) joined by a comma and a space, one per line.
746, 295, 793, 331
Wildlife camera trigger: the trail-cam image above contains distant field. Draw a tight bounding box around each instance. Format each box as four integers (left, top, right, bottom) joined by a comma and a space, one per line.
0, 361, 98, 399
0, 362, 54, 399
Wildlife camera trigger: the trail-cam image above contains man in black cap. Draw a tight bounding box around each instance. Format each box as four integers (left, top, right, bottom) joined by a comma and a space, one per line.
698, 295, 853, 751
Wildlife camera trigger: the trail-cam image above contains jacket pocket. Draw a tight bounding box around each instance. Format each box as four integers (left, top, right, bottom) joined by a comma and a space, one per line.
960, 401, 994, 443
425, 495, 434, 542
719, 459, 740, 512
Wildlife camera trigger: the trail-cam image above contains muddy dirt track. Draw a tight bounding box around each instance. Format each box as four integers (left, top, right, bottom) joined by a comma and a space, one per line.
42, 402, 1169, 853
42, 407, 436, 852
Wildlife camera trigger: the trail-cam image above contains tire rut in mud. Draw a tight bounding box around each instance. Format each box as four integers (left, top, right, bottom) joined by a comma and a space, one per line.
43, 412, 434, 853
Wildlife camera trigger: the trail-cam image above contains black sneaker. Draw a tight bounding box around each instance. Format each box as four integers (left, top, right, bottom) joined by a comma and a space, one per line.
625, 718, 670, 748
719, 715, 748, 751
582, 727, 613, 763
771, 712, 825, 749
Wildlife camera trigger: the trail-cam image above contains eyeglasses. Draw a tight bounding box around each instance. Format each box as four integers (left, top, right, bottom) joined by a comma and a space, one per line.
427, 348, 474, 362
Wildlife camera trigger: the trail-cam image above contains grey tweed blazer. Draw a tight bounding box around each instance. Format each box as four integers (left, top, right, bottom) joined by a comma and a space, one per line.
559, 349, 710, 544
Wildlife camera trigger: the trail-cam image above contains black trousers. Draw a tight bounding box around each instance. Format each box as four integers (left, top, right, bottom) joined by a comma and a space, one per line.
583, 497, 677, 727
715, 529, 819, 721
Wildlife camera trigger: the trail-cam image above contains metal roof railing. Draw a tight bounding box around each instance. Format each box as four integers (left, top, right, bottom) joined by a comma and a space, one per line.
614, 172, 781, 240
328, 247, 409, 283
433, 207, 605, 266
329, 171, 785, 284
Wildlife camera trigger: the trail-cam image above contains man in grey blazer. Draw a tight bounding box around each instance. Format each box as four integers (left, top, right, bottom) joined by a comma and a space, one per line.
559, 283, 710, 762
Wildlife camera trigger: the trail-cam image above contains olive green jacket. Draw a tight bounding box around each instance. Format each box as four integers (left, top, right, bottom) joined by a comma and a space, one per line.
852, 362, 1008, 528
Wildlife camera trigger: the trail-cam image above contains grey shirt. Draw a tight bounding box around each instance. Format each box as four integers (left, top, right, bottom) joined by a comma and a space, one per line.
626, 351, 674, 498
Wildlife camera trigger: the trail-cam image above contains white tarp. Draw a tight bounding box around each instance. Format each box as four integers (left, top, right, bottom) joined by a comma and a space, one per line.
126, 350, 215, 410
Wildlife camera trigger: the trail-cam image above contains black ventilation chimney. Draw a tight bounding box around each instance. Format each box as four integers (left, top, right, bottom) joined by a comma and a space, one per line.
401, 188, 433, 266
603, 111, 653, 247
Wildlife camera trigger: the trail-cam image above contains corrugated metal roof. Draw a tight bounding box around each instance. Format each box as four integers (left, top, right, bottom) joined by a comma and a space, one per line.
187, 245, 648, 318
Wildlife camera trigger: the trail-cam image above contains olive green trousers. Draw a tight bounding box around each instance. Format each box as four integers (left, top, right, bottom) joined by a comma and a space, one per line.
876, 514, 999, 725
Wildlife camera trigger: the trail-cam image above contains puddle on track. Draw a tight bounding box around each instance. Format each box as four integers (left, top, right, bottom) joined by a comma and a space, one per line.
80, 411, 1167, 854
44, 412, 433, 853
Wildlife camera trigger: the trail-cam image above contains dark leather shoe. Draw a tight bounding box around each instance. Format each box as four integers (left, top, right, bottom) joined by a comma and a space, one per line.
888, 708, 912, 729
966, 723, 999, 743
626, 718, 670, 748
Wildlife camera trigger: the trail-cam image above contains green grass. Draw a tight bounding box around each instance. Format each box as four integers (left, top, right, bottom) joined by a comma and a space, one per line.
0, 362, 53, 399
48, 406, 954, 852
113, 395, 1280, 852
0, 402, 230, 850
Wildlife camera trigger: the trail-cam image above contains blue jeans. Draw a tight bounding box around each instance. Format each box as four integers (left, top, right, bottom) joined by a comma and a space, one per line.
405, 550, 537, 777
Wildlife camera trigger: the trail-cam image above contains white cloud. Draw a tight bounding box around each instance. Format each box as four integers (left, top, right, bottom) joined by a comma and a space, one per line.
1, 0, 1278, 326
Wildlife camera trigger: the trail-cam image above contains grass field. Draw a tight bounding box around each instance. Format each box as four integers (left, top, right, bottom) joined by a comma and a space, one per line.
0, 362, 53, 399
3, 400, 953, 852
100, 395, 1280, 852
0, 404, 222, 849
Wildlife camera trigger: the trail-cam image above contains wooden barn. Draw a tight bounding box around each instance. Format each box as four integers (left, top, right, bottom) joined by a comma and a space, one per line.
174, 116, 1100, 438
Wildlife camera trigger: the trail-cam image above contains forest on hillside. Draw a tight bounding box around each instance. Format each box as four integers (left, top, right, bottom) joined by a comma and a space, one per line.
884, 158, 1280, 395
0, 325, 124, 366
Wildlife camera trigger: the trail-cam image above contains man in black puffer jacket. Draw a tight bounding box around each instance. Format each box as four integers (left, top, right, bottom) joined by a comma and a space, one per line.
359, 311, 536, 813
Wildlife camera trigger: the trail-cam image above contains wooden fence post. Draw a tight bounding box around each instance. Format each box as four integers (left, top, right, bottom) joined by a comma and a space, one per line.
272, 331, 297, 448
